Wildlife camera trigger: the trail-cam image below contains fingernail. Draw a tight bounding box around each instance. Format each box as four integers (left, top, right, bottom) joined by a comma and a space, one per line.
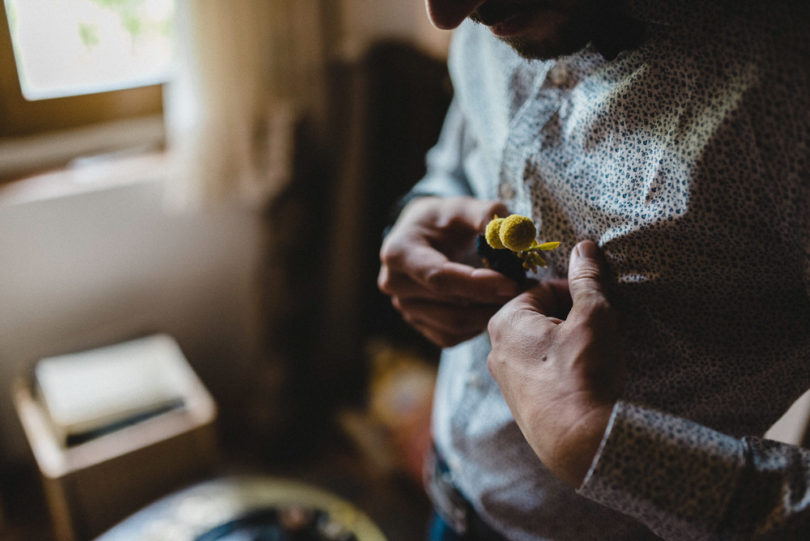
576, 240, 598, 258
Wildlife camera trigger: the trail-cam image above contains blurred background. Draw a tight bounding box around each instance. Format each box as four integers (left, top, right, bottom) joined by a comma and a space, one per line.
0, 1, 455, 539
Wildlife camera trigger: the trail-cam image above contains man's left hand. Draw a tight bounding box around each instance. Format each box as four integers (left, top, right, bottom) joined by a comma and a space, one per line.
487, 240, 624, 487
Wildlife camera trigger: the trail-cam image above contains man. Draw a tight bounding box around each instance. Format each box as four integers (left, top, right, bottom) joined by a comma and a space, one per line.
379, 0, 810, 540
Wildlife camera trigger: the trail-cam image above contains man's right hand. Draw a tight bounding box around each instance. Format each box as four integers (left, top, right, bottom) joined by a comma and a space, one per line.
378, 196, 521, 348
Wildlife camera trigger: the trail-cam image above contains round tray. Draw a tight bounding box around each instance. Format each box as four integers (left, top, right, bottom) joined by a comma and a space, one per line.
94, 475, 387, 541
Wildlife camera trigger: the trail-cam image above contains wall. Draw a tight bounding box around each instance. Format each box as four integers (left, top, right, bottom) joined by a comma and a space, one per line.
338, 0, 450, 59
0, 0, 450, 464
0, 172, 266, 462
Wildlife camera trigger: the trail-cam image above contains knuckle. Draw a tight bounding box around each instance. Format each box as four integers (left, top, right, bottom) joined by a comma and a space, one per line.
487, 316, 499, 339
424, 268, 449, 291
378, 244, 399, 267
377, 269, 392, 294
443, 213, 464, 229
569, 269, 600, 290
591, 297, 612, 314
584, 297, 613, 321
379, 235, 409, 268
486, 353, 496, 376
486, 349, 507, 378
592, 303, 618, 332
569, 258, 602, 283
488, 304, 520, 338
487, 307, 506, 333
572, 303, 615, 333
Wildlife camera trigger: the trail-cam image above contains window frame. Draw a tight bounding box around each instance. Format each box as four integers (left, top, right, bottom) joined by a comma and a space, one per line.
0, 0, 166, 181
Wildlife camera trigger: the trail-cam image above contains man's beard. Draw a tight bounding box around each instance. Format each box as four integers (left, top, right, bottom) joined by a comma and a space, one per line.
469, 0, 599, 60
500, 20, 592, 60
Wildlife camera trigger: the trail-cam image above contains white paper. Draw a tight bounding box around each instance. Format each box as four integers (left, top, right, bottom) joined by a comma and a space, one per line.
35, 334, 188, 439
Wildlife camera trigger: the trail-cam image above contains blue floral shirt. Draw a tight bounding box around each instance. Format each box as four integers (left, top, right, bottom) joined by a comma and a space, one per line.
412, 2, 810, 539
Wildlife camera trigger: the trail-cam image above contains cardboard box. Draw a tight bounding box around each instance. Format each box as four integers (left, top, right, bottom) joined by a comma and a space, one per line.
13, 343, 218, 541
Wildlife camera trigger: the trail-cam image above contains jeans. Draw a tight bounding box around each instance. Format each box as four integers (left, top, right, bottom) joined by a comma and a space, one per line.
427, 510, 463, 541
425, 445, 510, 541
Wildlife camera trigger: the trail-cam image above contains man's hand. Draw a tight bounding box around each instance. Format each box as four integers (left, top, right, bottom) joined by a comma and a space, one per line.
378, 196, 525, 348
487, 240, 624, 487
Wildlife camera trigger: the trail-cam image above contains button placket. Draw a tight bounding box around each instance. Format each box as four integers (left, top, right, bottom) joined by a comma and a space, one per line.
498, 73, 551, 217
546, 63, 572, 88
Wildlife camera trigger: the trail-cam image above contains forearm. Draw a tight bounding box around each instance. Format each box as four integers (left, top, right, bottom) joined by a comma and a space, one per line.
579, 401, 810, 540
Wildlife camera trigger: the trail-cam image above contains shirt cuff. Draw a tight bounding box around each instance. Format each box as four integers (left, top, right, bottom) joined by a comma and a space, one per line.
577, 400, 746, 540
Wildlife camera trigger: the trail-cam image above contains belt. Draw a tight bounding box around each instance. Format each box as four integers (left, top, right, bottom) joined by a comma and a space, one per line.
424, 445, 510, 541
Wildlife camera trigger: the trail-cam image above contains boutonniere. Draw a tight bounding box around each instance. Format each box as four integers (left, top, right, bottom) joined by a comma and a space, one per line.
476, 214, 560, 284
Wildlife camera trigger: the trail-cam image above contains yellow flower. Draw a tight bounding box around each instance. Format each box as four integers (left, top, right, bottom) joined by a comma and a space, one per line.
499, 214, 536, 251
480, 213, 560, 276
485, 217, 506, 249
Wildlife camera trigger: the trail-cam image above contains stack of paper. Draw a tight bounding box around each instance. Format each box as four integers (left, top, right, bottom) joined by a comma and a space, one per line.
35, 334, 188, 446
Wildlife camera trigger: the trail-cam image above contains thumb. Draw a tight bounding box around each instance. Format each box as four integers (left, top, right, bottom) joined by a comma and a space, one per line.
568, 240, 609, 310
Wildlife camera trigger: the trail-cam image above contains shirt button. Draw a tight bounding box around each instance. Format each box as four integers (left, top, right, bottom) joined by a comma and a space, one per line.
498, 183, 516, 200
546, 64, 571, 88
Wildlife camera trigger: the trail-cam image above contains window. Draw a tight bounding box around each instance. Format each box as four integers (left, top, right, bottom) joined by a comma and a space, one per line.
0, 0, 174, 180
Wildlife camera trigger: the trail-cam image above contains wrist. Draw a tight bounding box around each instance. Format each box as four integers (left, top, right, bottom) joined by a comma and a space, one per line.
543, 399, 615, 488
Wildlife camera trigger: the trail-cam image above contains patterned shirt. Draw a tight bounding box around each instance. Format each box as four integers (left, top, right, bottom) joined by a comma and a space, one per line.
410, 2, 810, 540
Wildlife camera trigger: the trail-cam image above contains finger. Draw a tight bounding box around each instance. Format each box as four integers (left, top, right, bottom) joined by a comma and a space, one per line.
389, 241, 519, 301
396, 196, 507, 232
567, 241, 615, 327
429, 263, 520, 301
568, 240, 608, 307
380, 197, 517, 300
377, 265, 424, 298
395, 297, 500, 336
381, 268, 489, 303
381, 252, 519, 302
440, 197, 510, 231
379, 256, 453, 299
506, 283, 560, 317
488, 291, 561, 341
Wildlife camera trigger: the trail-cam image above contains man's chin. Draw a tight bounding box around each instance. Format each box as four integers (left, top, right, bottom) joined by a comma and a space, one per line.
500, 34, 588, 60
479, 3, 596, 60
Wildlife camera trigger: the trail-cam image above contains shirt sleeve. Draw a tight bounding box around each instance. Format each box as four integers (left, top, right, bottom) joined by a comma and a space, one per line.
383, 97, 476, 239
578, 400, 810, 540
399, 96, 475, 203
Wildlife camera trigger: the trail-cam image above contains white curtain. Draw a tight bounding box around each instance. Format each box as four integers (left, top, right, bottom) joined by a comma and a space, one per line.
164, 0, 330, 209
